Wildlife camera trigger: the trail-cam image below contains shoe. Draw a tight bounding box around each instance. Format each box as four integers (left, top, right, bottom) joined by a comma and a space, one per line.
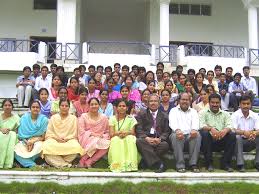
207, 164, 214, 172
177, 168, 186, 173
155, 163, 166, 173
139, 159, 147, 170
237, 165, 245, 172
191, 165, 200, 173
255, 163, 259, 171
224, 166, 234, 172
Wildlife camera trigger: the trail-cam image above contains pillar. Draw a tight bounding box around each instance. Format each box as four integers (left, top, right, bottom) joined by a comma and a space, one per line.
248, 6, 258, 49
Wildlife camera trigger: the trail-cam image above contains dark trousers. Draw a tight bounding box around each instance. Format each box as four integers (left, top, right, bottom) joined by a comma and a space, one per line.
136, 138, 169, 168
200, 130, 236, 167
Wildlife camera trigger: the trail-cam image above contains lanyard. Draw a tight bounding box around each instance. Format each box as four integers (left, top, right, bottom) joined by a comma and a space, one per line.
117, 116, 126, 131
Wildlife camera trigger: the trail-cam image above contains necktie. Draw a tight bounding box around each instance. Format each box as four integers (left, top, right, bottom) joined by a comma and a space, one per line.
152, 112, 156, 129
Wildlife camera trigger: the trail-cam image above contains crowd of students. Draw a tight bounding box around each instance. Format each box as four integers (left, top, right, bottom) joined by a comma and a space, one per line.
0, 62, 258, 173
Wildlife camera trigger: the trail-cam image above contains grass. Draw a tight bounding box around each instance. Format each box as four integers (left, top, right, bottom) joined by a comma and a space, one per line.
1, 181, 259, 194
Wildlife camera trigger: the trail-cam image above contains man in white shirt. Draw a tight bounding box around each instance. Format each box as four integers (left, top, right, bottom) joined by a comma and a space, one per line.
169, 93, 201, 173
241, 66, 257, 97
32, 66, 51, 100
232, 95, 259, 172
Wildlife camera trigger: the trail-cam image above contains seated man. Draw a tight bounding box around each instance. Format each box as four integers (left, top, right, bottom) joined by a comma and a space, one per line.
218, 73, 230, 111
33, 66, 51, 100
200, 93, 236, 172
241, 66, 257, 102
16, 66, 35, 108
232, 95, 259, 172
136, 94, 170, 173
229, 73, 247, 111
169, 93, 201, 173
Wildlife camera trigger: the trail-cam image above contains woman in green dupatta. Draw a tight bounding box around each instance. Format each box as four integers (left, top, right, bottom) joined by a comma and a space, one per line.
0, 99, 20, 168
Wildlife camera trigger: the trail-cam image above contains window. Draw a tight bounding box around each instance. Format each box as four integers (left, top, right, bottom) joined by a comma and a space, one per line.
34, 0, 57, 10
169, 3, 211, 16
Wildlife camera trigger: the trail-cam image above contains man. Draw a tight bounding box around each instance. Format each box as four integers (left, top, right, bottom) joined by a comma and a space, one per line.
232, 95, 259, 172
131, 65, 139, 75
138, 67, 146, 82
156, 62, 164, 71
199, 68, 206, 76
225, 67, 234, 84
218, 73, 230, 110
68, 67, 84, 86
33, 66, 52, 99
79, 65, 88, 86
171, 71, 178, 84
104, 66, 112, 83
169, 93, 201, 173
214, 65, 222, 82
136, 94, 170, 173
229, 73, 247, 111
200, 93, 235, 172
204, 70, 219, 92
176, 65, 183, 76
31, 63, 41, 79
48, 63, 57, 78
16, 66, 35, 107
85, 65, 96, 86
121, 65, 130, 83
97, 65, 104, 75
114, 63, 121, 73
241, 66, 257, 98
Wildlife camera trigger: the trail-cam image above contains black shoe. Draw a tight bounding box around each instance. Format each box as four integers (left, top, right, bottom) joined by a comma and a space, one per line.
255, 163, 259, 171
224, 166, 234, 172
155, 163, 166, 173
177, 168, 186, 173
207, 164, 214, 172
237, 165, 245, 172
139, 159, 147, 170
191, 165, 200, 173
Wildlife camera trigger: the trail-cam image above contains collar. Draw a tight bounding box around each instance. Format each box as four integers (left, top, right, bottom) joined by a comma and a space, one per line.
177, 105, 191, 112
208, 108, 223, 115
149, 109, 158, 117
239, 109, 252, 119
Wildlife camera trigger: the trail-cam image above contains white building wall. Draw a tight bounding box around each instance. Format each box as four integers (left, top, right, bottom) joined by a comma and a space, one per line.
169, 0, 249, 47
0, 0, 57, 39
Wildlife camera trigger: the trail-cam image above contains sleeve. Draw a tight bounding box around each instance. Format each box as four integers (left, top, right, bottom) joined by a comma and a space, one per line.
224, 112, 233, 129
34, 77, 40, 91
191, 109, 200, 131
254, 114, 259, 130
228, 82, 234, 93
199, 111, 207, 129
109, 116, 116, 127
45, 117, 55, 140
252, 78, 257, 94
168, 108, 178, 132
129, 117, 137, 130
231, 112, 238, 129
159, 114, 170, 141
16, 76, 22, 84
135, 111, 148, 138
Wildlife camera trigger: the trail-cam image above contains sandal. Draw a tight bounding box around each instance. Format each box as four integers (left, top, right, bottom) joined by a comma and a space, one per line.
177, 168, 186, 173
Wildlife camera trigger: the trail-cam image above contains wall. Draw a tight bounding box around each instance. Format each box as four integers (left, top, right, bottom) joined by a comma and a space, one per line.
0, 0, 56, 39
169, 0, 249, 47
80, 0, 149, 42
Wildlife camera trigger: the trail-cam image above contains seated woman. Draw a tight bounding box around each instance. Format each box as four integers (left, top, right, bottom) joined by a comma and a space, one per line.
38, 88, 51, 118
51, 87, 75, 115
193, 73, 206, 94
78, 98, 110, 168
87, 78, 100, 100
49, 74, 62, 101
43, 99, 85, 168
107, 78, 121, 103
129, 71, 139, 90
114, 86, 135, 115
184, 80, 198, 103
94, 72, 104, 91
67, 77, 80, 102
159, 89, 175, 114
98, 89, 114, 118
124, 75, 141, 102
108, 99, 139, 172
164, 80, 178, 103
73, 87, 89, 117
14, 101, 48, 168
193, 88, 210, 114
147, 81, 157, 94
0, 99, 20, 168
135, 89, 151, 114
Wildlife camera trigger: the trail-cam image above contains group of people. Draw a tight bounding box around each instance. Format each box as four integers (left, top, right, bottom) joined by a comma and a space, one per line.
0, 62, 258, 173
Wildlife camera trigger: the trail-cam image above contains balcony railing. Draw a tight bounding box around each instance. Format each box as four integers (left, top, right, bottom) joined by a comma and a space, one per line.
0, 39, 39, 53
184, 44, 245, 58
158, 45, 178, 63
87, 41, 152, 55
249, 49, 259, 66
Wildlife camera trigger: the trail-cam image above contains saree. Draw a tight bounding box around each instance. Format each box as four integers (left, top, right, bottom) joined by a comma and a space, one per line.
0, 114, 20, 168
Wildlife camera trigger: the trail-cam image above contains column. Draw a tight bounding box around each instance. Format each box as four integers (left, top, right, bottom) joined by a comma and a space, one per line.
248, 6, 258, 49
160, 0, 170, 46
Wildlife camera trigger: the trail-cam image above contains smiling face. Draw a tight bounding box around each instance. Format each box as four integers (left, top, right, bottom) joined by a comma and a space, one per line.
147, 82, 155, 92
39, 89, 49, 103
240, 99, 251, 114
3, 100, 13, 114
112, 72, 120, 83
89, 98, 99, 113
209, 97, 221, 113
120, 87, 129, 99
116, 101, 127, 115
58, 88, 68, 100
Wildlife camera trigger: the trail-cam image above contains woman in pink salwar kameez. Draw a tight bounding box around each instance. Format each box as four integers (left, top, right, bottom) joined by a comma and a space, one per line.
78, 97, 110, 168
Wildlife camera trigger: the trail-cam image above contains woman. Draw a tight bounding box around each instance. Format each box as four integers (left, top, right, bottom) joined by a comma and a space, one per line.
73, 87, 89, 117
164, 80, 179, 103
194, 73, 206, 94
107, 78, 121, 103
147, 81, 157, 94
14, 101, 48, 168
184, 80, 198, 103
78, 98, 110, 168
38, 88, 51, 118
129, 71, 139, 90
51, 87, 75, 115
67, 77, 80, 102
98, 89, 114, 118
159, 89, 175, 114
135, 89, 151, 114
139, 71, 155, 91
94, 72, 103, 91
108, 99, 138, 172
87, 78, 100, 100
49, 74, 62, 101
124, 75, 141, 102
116, 86, 135, 115
193, 88, 210, 114
175, 74, 186, 93
43, 99, 85, 168
110, 71, 121, 92
0, 99, 20, 168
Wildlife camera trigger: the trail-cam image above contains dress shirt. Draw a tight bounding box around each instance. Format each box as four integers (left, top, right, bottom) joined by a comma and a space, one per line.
34, 75, 52, 91
231, 109, 259, 131
228, 81, 247, 96
241, 76, 257, 95
169, 105, 199, 134
218, 82, 229, 92
16, 75, 35, 86
204, 79, 219, 92
199, 109, 232, 131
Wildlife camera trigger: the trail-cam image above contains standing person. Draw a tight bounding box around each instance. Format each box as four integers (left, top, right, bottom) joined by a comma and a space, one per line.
114, 63, 121, 74
136, 94, 170, 173
16, 66, 35, 108
199, 68, 206, 77
67, 77, 80, 102
73, 87, 89, 117
171, 71, 178, 84
78, 98, 110, 168
0, 99, 20, 169
159, 89, 175, 114
43, 99, 85, 168
33, 66, 51, 100
169, 93, 201, 173
14, 101, 48, 168
193, 73, 206, 94
200, 93, 235, 172
98, 89, 114, 118
156, 62, 164, 71
121, 65, 130, 84
108, 99, 139, 172
204, 70, 219, 92
232, 95, 259, 172
38, 88, 51, 118
79, 65, 88, 86
214, 65, 222, 82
